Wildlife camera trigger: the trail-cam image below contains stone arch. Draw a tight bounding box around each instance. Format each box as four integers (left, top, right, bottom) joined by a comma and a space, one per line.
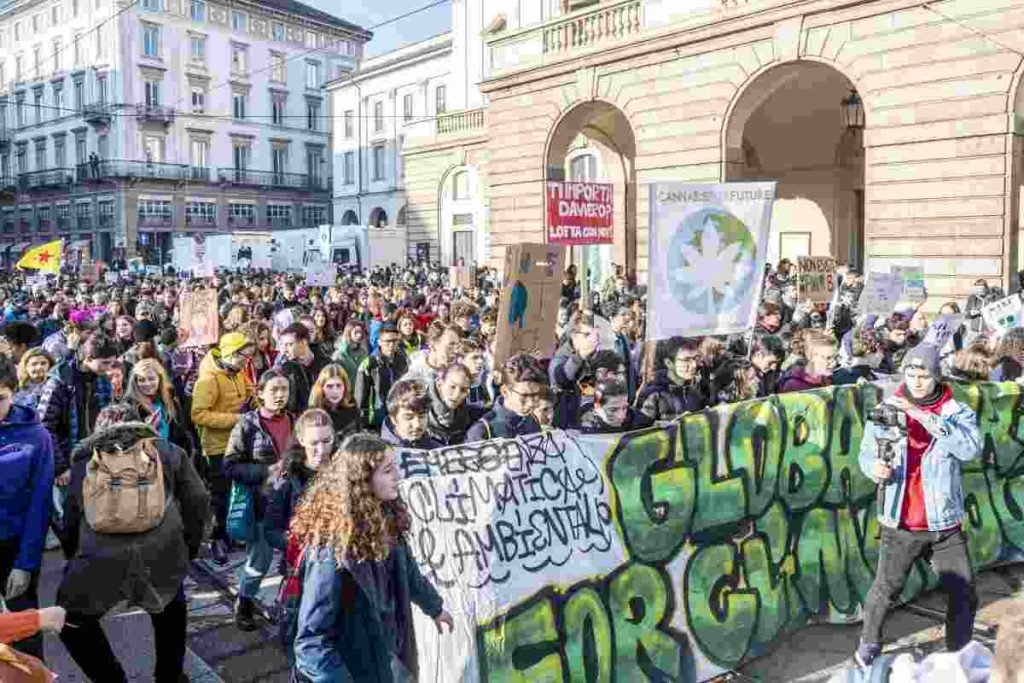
369, 207, 388, 228
723, 60, 866, 268
544, 99, 637, 284
341, 209, 359, 226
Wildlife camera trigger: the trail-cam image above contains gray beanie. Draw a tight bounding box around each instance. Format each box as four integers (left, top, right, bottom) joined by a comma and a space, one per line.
902, 343, 942, 378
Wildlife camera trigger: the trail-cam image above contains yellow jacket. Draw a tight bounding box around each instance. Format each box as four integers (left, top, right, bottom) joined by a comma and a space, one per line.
191, 349, 254, 457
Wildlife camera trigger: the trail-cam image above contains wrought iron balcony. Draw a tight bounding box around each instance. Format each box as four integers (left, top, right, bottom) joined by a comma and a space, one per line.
78, 160, 194, 182
0, 176, 14, 192
82, 102, 112, 125
218, 168, 330, 191
135, 104, 175, 125
437, 108, 485, 136
18, 168, 75, 190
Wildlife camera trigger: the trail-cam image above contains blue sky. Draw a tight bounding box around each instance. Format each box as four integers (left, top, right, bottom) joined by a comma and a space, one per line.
307, 0, 452, 56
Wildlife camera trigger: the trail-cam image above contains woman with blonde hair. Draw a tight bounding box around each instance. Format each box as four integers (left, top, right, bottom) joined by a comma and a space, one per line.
292, 434, 453, 682
124, 358, 192, 457
14, 347, 55, 410
308, 363, 360, 439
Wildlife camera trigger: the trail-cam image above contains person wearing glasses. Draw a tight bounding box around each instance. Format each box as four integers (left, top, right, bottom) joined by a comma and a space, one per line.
778, 330, 837, 394
637, 338, 709, 423
466, 354, 546, 443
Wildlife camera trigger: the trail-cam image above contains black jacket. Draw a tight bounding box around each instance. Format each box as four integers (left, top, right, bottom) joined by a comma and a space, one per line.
425, 381, 486, 447
354, 352, 408, 428
281, 349, 332, 414
637, 370, 708, 422
58, 423, 209, 617
578, 406, 650, 434
465, 398, 542, 443
380, 417, 444, 451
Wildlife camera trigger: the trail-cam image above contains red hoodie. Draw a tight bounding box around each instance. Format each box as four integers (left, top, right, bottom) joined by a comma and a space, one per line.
896, 384, 954, 531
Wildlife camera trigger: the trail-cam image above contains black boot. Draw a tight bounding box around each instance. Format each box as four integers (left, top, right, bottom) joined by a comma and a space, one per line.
210, 539, 228, 565
234, 597, 259, 632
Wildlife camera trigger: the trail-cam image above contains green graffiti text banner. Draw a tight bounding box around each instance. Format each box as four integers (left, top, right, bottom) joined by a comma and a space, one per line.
398, 381, 1024, 682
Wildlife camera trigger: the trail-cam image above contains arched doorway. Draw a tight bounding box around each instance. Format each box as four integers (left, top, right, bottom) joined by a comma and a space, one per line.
341, 209, 359, 225
369, 207, 388, 228
545, 101, 637, 297
724, 61, 865, 269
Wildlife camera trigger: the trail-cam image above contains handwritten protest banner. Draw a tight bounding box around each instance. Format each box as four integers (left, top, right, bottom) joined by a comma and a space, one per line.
408, 380, 1024, 681
893, 265, 926, 302
862, 271, 903, 315
982, 294, 1024, 334
923, 313, 964, 349
305, 264, 336, 287
494, 243, 564, 367
796, 256, 837, 303
179, 289, 219, 347
449, 265, 473, 290
647, 182, 775, 339
545, 181, 614, 245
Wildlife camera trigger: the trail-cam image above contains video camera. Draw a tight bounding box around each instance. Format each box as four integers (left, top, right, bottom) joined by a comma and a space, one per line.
867, 403, 907, 432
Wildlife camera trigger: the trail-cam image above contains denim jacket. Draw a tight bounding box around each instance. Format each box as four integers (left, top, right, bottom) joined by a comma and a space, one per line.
858, 393, 981, 532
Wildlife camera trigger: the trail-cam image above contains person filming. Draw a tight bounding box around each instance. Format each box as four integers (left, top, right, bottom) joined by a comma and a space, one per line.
854, 344, 982, 669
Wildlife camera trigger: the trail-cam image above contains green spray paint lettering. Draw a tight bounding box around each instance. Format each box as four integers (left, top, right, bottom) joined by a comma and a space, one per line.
479, 596, 562, 682
727, 399, 783, 518
777, 392, 830, 513
563, 585, 612, 683
684, 542, 758, 668
686, 413, 747, 533
824, 386, 875, 506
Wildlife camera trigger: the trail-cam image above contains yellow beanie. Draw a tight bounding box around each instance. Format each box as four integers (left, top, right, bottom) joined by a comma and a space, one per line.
218, 332, 252, 357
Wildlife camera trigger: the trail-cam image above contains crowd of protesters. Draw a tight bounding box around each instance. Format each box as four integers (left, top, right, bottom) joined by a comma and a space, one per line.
0, 255, 1021, 681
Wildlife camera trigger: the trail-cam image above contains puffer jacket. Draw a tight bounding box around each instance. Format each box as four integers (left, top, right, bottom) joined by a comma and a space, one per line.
224, 410, 293, 521
37, 357, 113, 476
191, 349, 254, 457
57, 423, 209, 616
637, 370, 707, 423
354, 352, 408, 428
0, 404, 54, 573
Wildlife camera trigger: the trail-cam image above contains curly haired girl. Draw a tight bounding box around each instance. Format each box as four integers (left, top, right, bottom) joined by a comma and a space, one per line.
291, 434, 453, 682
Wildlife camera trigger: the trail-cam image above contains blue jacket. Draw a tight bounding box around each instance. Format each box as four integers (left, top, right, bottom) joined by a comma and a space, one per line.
858, 388, 981, 532
294, 543, 443, 682
0, 404, 55, 572
465, 398, 541, 443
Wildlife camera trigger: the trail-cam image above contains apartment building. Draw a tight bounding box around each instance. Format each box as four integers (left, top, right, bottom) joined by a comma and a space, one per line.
0, 0, 370, 265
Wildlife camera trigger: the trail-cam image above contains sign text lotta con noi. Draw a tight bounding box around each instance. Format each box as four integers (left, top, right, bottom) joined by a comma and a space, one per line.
546, 181, 614, 246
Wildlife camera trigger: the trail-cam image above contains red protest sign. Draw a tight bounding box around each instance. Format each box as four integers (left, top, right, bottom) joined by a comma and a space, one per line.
545, 181, 614, 245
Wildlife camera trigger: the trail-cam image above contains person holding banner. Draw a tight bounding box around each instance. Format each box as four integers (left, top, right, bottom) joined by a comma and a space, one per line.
855, 344, 981, 670
465, 354, 546, 442
637, 339, 708, 423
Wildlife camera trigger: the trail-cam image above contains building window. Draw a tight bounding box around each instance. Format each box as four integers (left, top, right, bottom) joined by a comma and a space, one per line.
33, 46, 41, 79
34, 140, 46, 170
32, 15, 40, 34
15, 55, 23, 83
15, 95, 25, 127
272, 147, 287, 177
98, 201, 114, 226
232, 142, 249, 171
38, 206, 51, 231
372, 144, 384, 181
75, 202, 92, 227
97, 134, 108, 159
144, 80, 161, 107
74, 134, 85, 165
228, 203, 254, 223
271, 52, 286, 82
271, 22, 285, 41
307, 100, 320, 131
305, 60, 321, 89
344, 110, 353, 138
185, 201, 216, 224
191, 87, 205, 113
95, 25, 107, 60
15, 144, 27, 174
306, 148, 323, 182
96, 78, 107, 104
232, 92, 246, 119
142, 135, 163, 162
452, 171, 468, 200
51, 5, 59, 25
73, 80, 83, 110
266, 204, 291, 224
343, 151, 353, 185
0, 63, 5, 91
54, 137, 65, 167
190, 36, 205, 63
190, 138, 208, 168
142, 23, 160, 58
231, 10, 246, 32
140, 0, 160, 10
138, 199, 172, 220
403, 93, 413, 122
303, 205, 326, 226
272, 96, 284, 125
373, 101, 383, 132
435, 85, 446, 114
52, 84, 63, 113
190, 0, 205, 21
231, 44, 247, 73
33, 89, 43, 124
52, 38, 61, 72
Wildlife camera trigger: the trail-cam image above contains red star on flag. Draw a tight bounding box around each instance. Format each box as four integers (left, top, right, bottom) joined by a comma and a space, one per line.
37, 251, 52, 263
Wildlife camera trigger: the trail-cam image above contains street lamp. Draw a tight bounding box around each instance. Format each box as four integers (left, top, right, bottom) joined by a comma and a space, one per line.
842, 89, 864, 130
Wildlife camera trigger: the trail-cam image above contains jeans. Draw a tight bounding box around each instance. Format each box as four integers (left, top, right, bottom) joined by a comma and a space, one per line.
60, 587, 187, 683
862, 526, 977, 650
0, 537, 42, 660
240, 521, 273, 599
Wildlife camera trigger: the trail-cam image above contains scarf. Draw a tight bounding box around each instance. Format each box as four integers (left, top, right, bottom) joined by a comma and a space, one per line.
903, 380, 945, 407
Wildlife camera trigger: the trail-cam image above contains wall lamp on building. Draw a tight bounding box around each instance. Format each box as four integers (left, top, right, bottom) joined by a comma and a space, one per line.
842, 89, 865, 130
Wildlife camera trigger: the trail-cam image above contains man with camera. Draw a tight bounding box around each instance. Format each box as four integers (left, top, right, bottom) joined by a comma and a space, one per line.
855, 344, 982, 669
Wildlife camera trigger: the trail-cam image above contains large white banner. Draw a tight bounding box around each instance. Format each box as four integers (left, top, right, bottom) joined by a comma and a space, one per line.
646, 182, 776, 339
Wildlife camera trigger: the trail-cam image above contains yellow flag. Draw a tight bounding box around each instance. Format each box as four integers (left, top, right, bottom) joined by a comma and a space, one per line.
16, 239, 63, 273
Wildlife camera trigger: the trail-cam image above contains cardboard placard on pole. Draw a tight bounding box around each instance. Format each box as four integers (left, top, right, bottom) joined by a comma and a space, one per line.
982, 295, 1024, 334
893, 265, 927, 302
494, 243, 565, 367
179, 289, 220, 348
796, 256, 837, 303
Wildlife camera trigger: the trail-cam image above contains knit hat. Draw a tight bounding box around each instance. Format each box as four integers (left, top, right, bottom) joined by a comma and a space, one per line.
218, 332, 252, 357
133, 319, 159, 343
902, 343, 941, 378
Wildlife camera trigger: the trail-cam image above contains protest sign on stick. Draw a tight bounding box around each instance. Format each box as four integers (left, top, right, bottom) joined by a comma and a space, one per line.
494, 243, 564, 367
545, 181, 614, 246
862, 272, 903, 315
982, 295, 1024, 334
923, 314, 965, 348
796, 256, 837, 303
646, 181, 775, 339
179, 289, 219, 348
893, 265, 927, 302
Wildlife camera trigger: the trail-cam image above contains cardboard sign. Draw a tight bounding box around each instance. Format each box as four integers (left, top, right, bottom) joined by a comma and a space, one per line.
305, 265, 337, 287
190, 234, 207, 263
545, 181, 614, 245
80, 262, 99, 284
982, 295, 1024, 334
449, 266, 473, 290
179, 289, 219, 348
796, 256, 837, 303
923, 313, 964, 348
862, 272, 903, 315
494, 243, 565, 367
893, 265, 926, 302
